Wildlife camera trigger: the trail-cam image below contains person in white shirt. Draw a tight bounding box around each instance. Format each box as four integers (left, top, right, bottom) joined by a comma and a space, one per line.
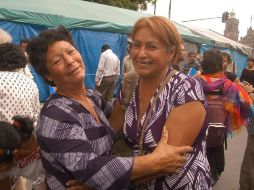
95, 44, 120, 101
0, 43, 41, 190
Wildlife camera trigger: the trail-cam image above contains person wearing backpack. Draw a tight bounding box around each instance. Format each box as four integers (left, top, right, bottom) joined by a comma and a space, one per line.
195, 49, 254, 186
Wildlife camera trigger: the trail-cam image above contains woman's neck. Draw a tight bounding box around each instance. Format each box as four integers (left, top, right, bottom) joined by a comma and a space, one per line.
56, 84, 86, 101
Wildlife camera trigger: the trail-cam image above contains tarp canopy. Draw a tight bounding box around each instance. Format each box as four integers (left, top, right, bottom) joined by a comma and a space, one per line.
185, 24, 254, 57
0, 0, 213, 45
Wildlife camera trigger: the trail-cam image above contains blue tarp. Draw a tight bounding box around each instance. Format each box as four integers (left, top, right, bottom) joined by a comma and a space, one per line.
0, 20, 128, 102
200, 44, 248, 78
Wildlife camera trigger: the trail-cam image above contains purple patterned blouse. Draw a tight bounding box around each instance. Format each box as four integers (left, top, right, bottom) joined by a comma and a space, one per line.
124, 68, 211, 189
37, 89, 133, 190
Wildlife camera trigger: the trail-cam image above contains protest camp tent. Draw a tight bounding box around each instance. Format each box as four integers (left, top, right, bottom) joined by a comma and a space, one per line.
0, 0, 213, 101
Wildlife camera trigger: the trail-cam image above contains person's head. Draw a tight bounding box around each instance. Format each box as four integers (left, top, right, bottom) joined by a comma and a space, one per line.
188, 52, 197, 64
172, 42, 185, 64
130, 16, 183, 78
221, 52, 231, 64
247, 58, 254, 68
0, 120, 21, 171
101, 44, 110, 53
20, 39, 30, 53
0, 43, 27, 71
28, 26, 85, 87
201, 49, 223, 74
0, 29, 12, 44
197, 53, 203, 63
0, 116, 34, 172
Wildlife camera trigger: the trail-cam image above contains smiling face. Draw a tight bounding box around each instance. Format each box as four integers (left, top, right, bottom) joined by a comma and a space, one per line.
130, 27, 174, 79
45, 41, 85, 89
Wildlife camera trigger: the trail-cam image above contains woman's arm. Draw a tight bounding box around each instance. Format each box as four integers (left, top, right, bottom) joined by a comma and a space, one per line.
165, 101, 206, 146
131, 127, 192, 180
66, 128, 192, 190
108, 100, 126, 133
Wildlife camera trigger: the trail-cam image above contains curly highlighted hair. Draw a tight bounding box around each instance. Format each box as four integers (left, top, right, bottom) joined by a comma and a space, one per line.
0, 43, 26, 71
27, 26, 75, 86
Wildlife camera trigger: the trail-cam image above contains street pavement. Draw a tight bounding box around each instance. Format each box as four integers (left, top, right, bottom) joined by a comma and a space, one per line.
213, 128, 248, 190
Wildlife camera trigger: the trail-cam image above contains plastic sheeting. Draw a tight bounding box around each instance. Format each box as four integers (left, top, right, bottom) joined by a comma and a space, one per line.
0, 20, 128, 102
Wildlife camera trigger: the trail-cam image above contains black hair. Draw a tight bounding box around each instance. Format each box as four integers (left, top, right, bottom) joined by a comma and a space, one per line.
201, 49, 224, 74
101, 44, 110, 52
0, 43, 27, 71
27, 25, 75, 86
12, 116, 34, 141
221, 51, 232, 61
0, 121, 21, 163
20, 38, 30, 45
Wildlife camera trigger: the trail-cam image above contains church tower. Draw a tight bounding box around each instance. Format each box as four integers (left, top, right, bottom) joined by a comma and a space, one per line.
224, 11, 239, 41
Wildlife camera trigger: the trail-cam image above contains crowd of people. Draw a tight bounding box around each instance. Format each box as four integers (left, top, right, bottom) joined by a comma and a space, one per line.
0, 15, 254, 190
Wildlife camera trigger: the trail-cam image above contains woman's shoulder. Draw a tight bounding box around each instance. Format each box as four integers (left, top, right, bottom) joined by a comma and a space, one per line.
172, 71, 202, 89
41, 94, 81, 118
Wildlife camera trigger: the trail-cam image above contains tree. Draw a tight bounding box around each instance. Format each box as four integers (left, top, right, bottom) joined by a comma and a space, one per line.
83, 0, 155, 11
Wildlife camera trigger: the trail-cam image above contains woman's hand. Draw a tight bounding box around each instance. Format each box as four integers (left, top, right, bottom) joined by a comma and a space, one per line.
151, 127, 193, 174
66, 180, 95, 190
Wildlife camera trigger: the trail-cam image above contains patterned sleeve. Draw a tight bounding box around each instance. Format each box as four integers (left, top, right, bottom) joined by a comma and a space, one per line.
38, 103, 133, 190
87, 89, 114, 118
173, 75, 205, 107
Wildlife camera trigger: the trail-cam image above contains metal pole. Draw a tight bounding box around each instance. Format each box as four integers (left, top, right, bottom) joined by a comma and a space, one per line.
168, 0, 172, 19
154, 0, 157, 15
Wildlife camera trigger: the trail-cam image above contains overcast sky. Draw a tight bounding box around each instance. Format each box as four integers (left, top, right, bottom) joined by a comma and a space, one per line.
144, 0, 254, 38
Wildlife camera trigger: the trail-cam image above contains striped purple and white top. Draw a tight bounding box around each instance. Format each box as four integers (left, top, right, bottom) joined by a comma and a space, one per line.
37, 89, 133, 190
124, 68, 211, 189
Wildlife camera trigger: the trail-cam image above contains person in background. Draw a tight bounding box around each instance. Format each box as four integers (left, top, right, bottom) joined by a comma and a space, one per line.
170, 43, 185, 71
0, 116, 45, 190
182, 52, 201, 75
95, 44, 120, 101
0, 43, 41, 190
122, 42, 135, 76
19, 38, 34, 79
240, 58, 254, 87
178, 44, 188, 71
221, 51, 237, 74
0, 28, 12, 44
28, 26, 192, 190
239, 82, 254, 190
195, 48, 253, 186
197, 53, 203, 64
121, 16, 211, 189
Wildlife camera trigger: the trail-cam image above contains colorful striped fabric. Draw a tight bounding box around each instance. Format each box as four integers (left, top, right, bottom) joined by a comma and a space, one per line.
197, 73, 254, 132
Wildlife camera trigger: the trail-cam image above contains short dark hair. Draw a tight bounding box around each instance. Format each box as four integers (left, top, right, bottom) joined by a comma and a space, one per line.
101, 44, 110, 52
201, 49, 223, 74
0, 121, 21, 150
20, 38, 30, 45
0, 43, 27, 71
221, 51, 232, 61
0, 120, 21, 163
28, 26, 75, 86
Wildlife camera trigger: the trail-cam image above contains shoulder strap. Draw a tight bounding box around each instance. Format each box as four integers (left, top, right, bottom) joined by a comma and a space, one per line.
138, 69, 177, 155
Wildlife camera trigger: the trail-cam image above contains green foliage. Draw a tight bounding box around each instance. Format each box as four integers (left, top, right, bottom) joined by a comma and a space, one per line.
83, 0, 156, 11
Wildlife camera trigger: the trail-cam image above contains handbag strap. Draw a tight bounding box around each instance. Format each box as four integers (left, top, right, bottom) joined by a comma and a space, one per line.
138, 69, 177, 155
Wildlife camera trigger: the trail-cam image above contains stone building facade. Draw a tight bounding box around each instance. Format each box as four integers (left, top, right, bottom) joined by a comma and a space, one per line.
224, 11, 239, 41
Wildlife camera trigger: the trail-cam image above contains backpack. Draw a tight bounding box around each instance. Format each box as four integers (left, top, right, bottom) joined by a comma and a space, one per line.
205, 90, 228, 147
